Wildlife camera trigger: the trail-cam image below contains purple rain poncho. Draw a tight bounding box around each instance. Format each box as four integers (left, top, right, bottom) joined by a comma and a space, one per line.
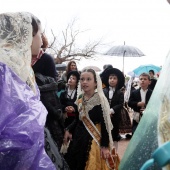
0, 62, 56, 170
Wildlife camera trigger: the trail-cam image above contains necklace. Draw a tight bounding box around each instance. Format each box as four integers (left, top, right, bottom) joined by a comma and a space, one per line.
83, 92, 96, 102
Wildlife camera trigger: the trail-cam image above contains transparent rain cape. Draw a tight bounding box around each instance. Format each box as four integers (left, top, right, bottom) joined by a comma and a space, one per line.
119, 51, 170, 170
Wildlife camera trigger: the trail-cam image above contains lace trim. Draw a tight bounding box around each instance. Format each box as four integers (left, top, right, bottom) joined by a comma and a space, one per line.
81, 93, 100, 118
0, 12, 36, 94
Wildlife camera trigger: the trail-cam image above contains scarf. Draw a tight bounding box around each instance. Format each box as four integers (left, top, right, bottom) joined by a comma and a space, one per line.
0, 12, 36, 94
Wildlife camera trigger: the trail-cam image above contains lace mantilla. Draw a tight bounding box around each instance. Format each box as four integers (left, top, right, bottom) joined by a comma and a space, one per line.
81, 93, 100, 117
0, 12, 36, 93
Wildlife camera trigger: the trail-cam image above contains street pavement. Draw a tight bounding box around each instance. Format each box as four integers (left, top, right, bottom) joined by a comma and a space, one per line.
118, 135, 131, 160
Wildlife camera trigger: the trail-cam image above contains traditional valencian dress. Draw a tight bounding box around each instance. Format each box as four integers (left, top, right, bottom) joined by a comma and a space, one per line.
65, 93, 111, 170
64, 69, 120, 170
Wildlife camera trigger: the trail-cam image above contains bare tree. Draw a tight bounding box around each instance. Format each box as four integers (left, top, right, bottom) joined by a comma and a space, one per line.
46, 19, 102, 64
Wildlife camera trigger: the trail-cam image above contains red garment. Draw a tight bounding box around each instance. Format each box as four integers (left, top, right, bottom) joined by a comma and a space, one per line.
31, 49, 44, 66
67, 112, 76, 117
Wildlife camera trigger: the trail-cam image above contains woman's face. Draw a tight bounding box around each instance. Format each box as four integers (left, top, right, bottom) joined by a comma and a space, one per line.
70, 62, 77, 71
31, 25, 43, 55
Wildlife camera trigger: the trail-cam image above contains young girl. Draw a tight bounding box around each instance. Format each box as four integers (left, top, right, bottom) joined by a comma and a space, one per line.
60, 70, 80, 128
64, 69, 117, 170
102, 68, 125, 151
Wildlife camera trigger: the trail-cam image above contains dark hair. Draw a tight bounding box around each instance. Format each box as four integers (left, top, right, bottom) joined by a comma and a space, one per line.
81, 69, 97, 83
139, 73, 151, 80
31, 15, 41, 37
109, 73, 117, 77
67, 71, 80, 84
149, 70, 155, 75
41, 33, 48, 51
66, 61, 77, 75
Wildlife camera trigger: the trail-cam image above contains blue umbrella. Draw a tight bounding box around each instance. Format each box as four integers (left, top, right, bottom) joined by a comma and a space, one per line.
133, 64, 161, 76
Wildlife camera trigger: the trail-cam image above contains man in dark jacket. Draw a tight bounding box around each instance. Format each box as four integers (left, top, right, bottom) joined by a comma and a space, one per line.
148, 70, 157, 90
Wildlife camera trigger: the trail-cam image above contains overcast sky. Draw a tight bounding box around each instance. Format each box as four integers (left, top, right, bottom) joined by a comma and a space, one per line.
1, 0, 170, 74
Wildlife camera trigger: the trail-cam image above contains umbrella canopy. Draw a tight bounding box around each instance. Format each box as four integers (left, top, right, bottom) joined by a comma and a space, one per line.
133, 64, 162, 76
104, 42, 145, 72
55, 63, 67, 71
82, 65, 101, 72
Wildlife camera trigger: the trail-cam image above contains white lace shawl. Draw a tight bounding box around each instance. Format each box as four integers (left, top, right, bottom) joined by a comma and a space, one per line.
0, 12, 36, 93
77, 71, 114, 150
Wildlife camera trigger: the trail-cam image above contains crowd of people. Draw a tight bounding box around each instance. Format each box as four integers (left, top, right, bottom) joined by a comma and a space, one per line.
0, 11, 162, 170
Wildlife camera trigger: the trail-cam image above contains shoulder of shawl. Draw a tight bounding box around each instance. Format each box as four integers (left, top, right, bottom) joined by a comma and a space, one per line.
77, 95, 83, 104
85, 93, 100, 112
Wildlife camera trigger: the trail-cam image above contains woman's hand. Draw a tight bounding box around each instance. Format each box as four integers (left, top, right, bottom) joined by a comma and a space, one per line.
100, 147, 110, 159
63, 130, 72, 144
65, 106, 75, 113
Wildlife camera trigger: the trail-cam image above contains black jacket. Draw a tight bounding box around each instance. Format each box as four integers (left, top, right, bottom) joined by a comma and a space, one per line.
148, 78, 157, 90
35, 73, 64, 149
33, 53, 57, 80
128, 88, 152, 113
103, 88, 124, 117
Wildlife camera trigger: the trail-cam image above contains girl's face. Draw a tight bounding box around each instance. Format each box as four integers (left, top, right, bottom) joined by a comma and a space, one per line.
31, 25, 43, 55
70, 63, 77, 71
109, 75, 118, 88
67, 75, 77, 87
80, 72, 97, 93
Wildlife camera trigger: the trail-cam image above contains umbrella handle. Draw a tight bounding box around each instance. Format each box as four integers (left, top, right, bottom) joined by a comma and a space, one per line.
140, 142, 170, 170
123, 51, 126, 72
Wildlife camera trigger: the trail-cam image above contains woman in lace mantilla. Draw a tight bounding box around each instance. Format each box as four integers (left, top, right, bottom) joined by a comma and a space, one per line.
0, 12, 56, 169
